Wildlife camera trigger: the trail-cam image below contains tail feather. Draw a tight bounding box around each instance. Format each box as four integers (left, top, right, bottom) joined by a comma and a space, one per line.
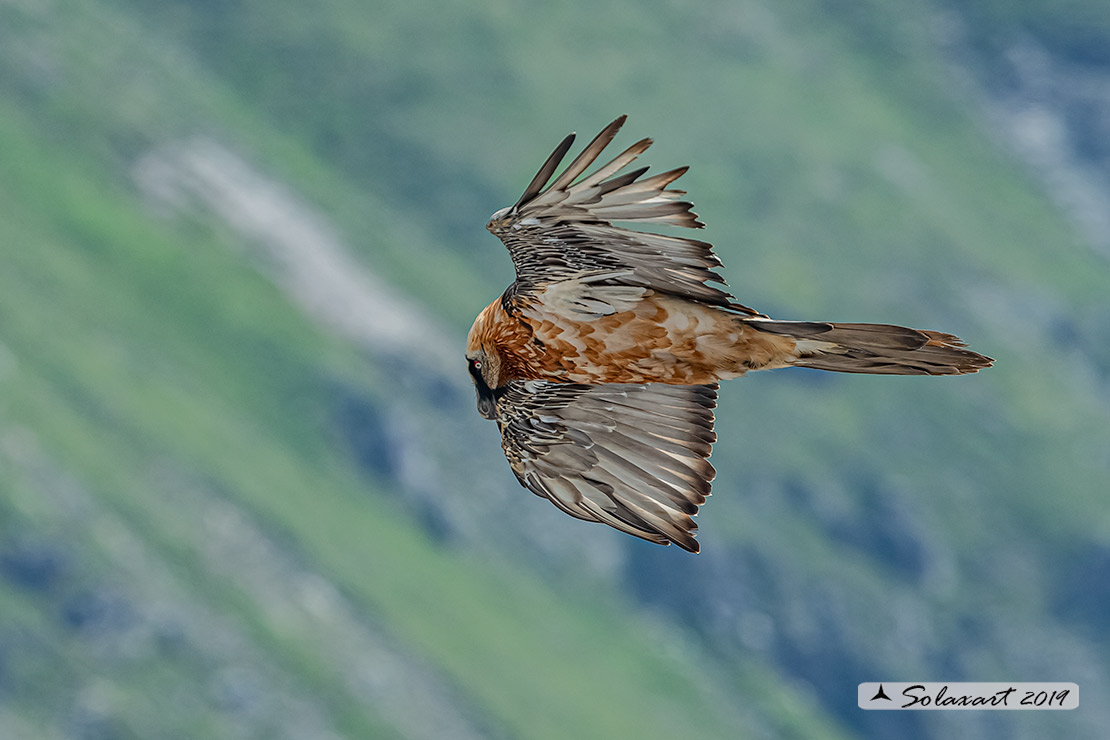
747, 320, 993, 376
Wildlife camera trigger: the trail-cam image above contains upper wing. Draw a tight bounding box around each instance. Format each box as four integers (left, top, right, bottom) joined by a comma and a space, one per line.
495, 380, 718, 552
489, 115, 759, 315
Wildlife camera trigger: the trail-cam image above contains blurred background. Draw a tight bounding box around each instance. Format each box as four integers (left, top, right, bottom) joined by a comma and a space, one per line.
1, 0, 1109, 738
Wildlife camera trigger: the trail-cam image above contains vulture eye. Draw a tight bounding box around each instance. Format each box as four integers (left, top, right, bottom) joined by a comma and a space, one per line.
472, 359, 482, 370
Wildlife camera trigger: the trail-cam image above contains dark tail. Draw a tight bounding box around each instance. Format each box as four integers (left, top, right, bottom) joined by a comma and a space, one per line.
747, 319, 993, 375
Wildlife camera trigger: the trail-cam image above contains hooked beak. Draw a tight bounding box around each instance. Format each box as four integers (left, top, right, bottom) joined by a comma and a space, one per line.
467, 355, 500, 420
475, 384, 497, 420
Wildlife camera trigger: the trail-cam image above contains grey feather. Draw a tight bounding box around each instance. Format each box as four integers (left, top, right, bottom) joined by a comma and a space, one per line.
546, 115, 628, 193
496, 381, 718, 552
488, 117, 755, 313
747, 319, 994, 375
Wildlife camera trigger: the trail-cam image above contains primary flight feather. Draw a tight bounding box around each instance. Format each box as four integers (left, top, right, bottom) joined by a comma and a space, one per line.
467, 115, 992, 553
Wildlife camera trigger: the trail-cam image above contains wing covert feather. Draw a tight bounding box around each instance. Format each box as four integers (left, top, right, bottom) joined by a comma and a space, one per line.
488, 116, 760, 315
495, 380, 718, 552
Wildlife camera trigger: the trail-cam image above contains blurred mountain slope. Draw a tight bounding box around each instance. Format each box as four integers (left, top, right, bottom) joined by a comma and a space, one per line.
1, 1, 1108, 739
0, 2, 837, 739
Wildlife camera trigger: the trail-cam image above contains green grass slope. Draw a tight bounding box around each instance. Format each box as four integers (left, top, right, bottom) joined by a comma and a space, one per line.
0, 52, 797, 740
0, 2, 846, 738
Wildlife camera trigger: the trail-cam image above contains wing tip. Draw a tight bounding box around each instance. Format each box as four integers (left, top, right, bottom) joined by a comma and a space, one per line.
513, 130, 578, 209
677, 537, 701, 554
632, 523, 700, 553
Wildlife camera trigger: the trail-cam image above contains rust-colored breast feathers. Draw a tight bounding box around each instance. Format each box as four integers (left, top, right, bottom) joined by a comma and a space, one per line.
474, 288, 799, 387
516, 293, 795, 385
